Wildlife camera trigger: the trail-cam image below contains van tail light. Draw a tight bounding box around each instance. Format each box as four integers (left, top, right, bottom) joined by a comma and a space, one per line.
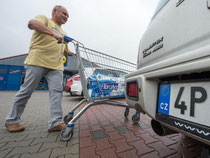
74, 76, 80, 81
127, 81, 138, 100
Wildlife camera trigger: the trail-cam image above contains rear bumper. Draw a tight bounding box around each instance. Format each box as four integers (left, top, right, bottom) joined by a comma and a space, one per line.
125, 55, 210, 145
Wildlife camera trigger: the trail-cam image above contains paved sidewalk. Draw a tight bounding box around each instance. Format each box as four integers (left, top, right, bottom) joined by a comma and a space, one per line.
0, 91, 205, 158
78, 100, 204, 158
0, 91, 80, 158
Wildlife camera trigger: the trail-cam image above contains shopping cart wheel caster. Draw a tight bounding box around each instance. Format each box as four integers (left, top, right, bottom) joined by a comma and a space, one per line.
64, 114, 73, 124
132, 112, 140, 124
124, 107, 129, 118
59, 128, 73, 141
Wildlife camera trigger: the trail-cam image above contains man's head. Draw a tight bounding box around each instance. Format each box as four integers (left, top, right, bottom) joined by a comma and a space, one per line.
52, 5, 69, 26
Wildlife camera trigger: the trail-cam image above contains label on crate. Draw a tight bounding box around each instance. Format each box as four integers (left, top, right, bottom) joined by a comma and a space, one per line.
88, 72, 125, 98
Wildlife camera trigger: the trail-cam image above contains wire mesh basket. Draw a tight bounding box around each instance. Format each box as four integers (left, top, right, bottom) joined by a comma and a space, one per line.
75, 44, 137, 100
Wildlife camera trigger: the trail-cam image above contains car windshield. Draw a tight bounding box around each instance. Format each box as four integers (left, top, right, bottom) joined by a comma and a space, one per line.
93, 69, 127, 77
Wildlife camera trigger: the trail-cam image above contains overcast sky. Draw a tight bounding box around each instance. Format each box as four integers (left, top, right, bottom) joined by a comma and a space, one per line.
0, 0, 158, 63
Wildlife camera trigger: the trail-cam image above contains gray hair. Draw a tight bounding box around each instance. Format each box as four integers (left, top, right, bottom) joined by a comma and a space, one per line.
52, 5, 63, 15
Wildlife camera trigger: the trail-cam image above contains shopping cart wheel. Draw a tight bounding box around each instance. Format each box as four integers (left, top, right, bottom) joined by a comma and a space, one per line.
124, 107, 129, 118
64, 114, 73, 124
132, 112, 140, 124
59, 128, 73, 141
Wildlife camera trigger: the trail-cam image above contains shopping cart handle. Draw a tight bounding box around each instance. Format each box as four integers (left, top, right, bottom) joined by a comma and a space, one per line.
64, 36, 74, 43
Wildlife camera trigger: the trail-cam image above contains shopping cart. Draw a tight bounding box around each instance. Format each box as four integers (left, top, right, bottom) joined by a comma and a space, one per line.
59, 36, 140, 141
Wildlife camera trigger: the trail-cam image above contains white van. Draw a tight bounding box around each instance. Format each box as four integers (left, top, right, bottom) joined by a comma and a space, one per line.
125, 0, 210, 149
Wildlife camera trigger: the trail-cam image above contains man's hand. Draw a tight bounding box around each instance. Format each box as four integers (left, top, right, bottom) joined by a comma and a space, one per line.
52, 32, 63, 43
65, 51, 74, 56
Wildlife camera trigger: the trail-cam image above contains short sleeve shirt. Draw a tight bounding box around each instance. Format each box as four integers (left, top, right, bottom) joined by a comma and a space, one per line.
24, 14, 66, 71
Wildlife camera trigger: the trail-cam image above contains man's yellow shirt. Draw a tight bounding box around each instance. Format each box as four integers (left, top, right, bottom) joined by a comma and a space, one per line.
24, 14, 67, 71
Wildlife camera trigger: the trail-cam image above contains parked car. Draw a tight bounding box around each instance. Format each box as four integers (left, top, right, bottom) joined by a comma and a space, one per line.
125, 0, 210, 151
65, 74, 80, 95
70, 74, 83, 96
70, 68, 127, 98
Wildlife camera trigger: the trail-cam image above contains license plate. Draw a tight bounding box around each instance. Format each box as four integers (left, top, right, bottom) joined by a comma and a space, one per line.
158, 82, 209, 127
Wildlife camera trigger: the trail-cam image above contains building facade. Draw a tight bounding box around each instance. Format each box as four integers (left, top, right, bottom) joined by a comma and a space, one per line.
0, 54, 78, 90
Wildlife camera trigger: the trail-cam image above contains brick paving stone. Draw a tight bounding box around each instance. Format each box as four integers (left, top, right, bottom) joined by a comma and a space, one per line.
127, 124, 147, 135
106, 131, 124, 141
123, 119, 134, 126
96, 147, 118, 158
139, 122, 150, 130
117, 149, 139, 158
8, 155, 20, 158
166, 153, 182, 158
0, 135, 27, 143
122, 132, 141, 143
144, 128, 158, 136
0, 139, 34, 151
91, 130, 108, 140
166, 133, 179, 139
115, 126, 132, 134
93, 138, 115, 151
154, 135, 177, 146
51, 144, 79, 158
80, 146, 100, 158
110, 138, 133, 153
0, 142, 7, 149
140, 151, 160, 158
47, 131, 60, 138
168, 134, 182, 141
129, 140, 154, 156
39, 141, 67, 152
23, 133, 49, 140
79, 124, 89, 130
100, 121, 112, 126
65, 153, 79, 158
148, 141, 176, 157
112, 121, 124, 127
20, 149, 52, 158
97, 116, 108, 122
31, 135, 58, 145
88, 117, 99, 123
80, 136, 96, 148
0, 132, 18, 139
80, 129, 92, 138
103, 125, 117, 133
0, 148, 13, 158
90, 125, 103, 131
80, 119, 89, 125
6, 144, 42, 158
72, 125, 79, 133
137, 132, 159, 144
57, 156, 65, 158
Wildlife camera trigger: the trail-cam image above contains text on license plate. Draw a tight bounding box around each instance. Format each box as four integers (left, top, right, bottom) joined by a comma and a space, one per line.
158, 82, 209, 127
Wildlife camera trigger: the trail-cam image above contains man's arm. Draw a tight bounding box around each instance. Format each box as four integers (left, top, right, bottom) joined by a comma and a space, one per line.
28, 20, 63, 43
